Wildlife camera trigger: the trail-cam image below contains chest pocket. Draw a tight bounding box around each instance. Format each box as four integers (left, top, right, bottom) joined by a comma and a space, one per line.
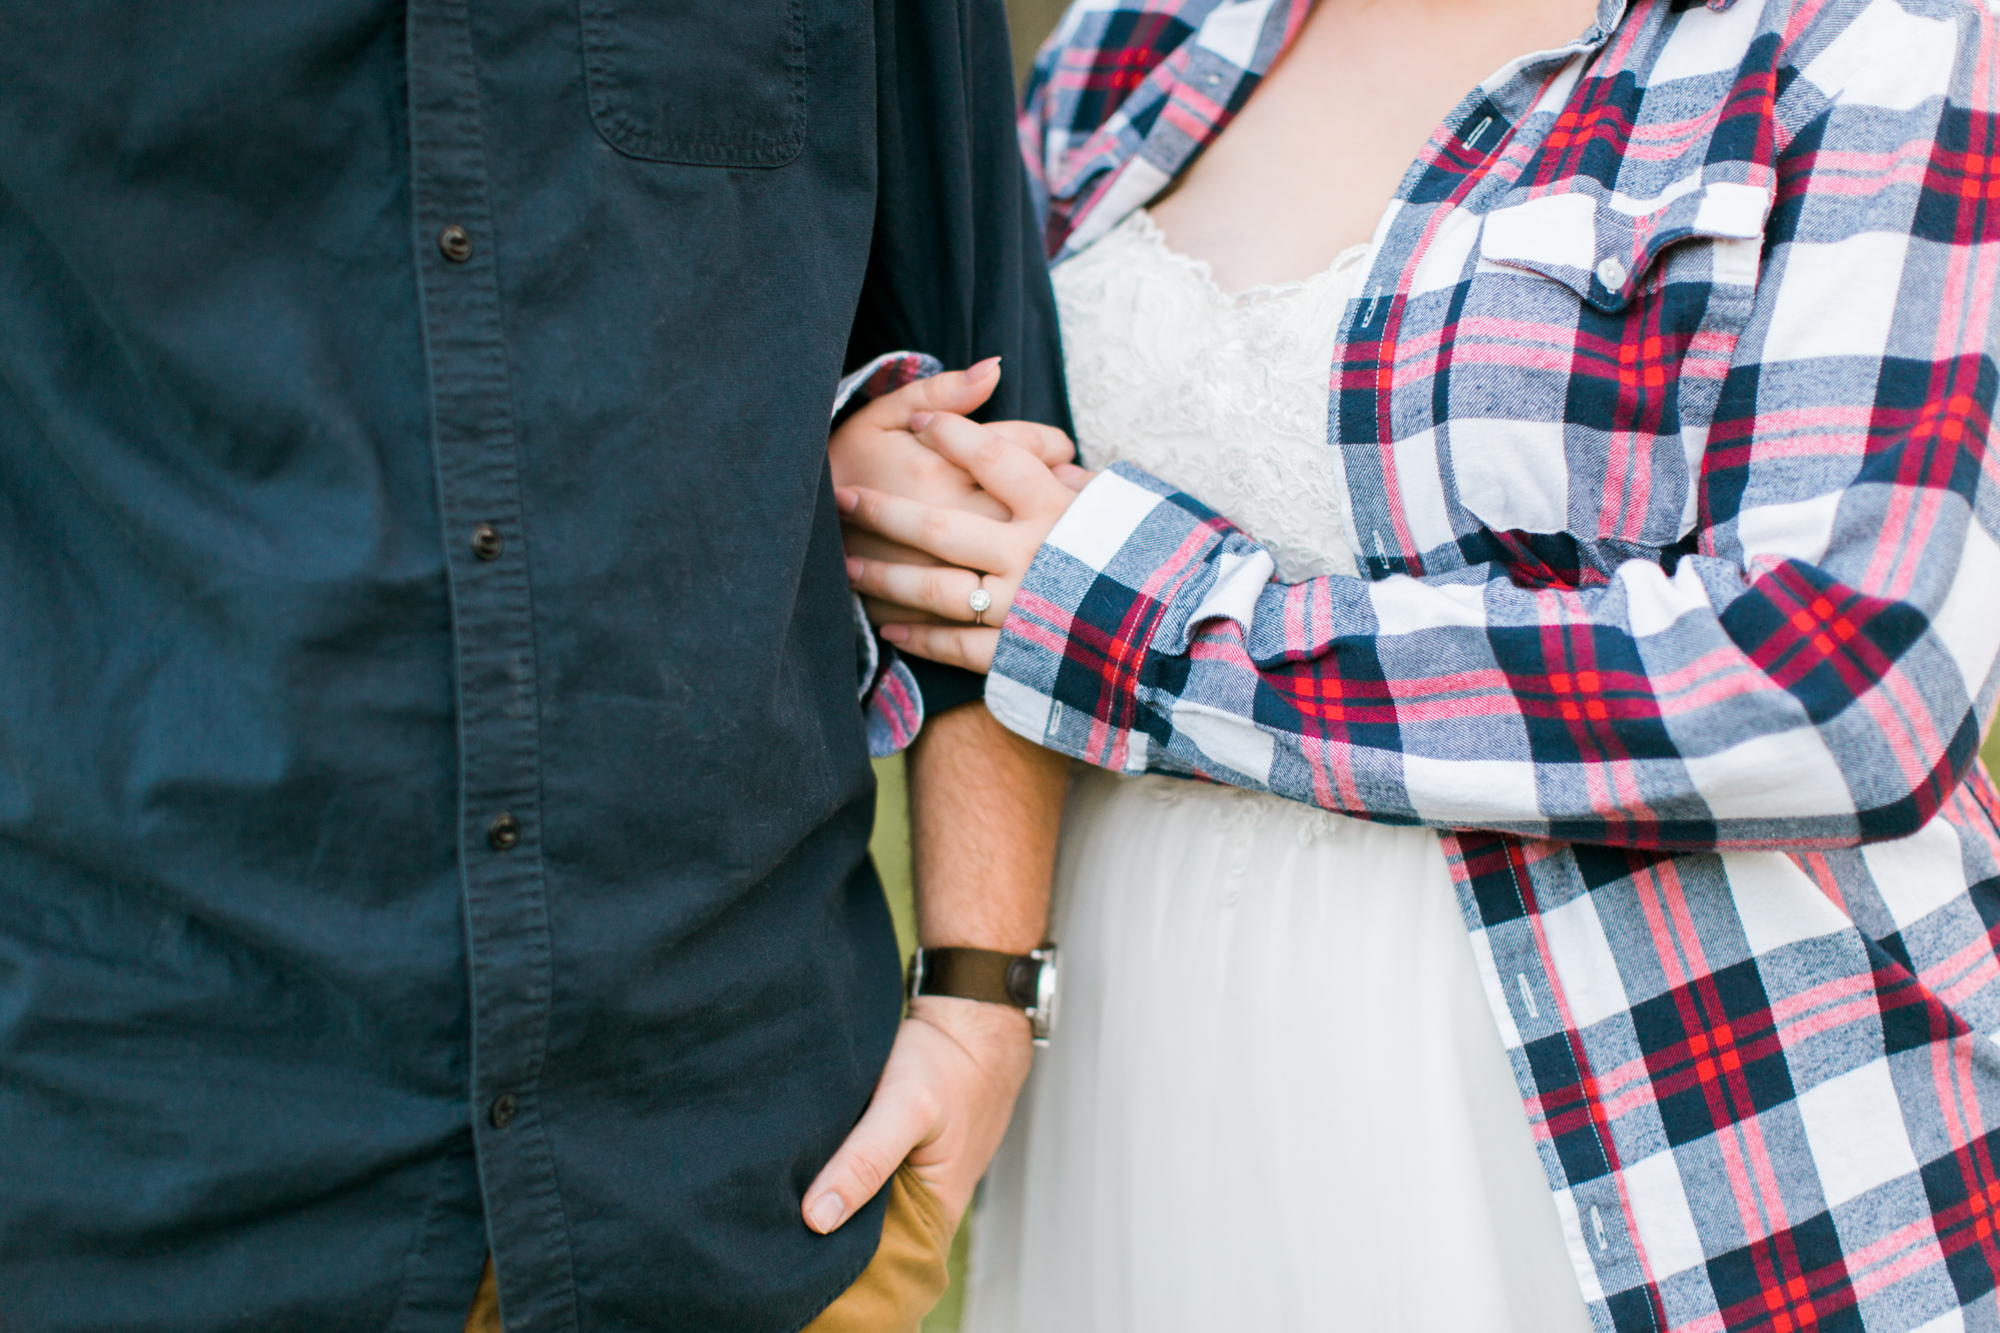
580, 0, 807, 167
1442, 180, 1768, 549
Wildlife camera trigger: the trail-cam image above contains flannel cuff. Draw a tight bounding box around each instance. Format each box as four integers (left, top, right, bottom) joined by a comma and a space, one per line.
985, 462, 1233, 771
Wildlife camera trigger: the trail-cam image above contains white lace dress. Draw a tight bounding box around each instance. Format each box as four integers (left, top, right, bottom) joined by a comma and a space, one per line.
962, 211, 1594, 1333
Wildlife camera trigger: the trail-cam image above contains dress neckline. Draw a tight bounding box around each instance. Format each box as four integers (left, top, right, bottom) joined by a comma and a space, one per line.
1124, 208, 1371, 308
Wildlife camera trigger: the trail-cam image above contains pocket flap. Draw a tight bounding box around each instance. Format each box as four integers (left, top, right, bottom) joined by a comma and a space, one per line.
1478, 179, 1770, 311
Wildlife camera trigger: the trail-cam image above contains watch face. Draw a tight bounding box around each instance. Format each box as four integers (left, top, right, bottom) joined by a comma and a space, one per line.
1029, 945, 1059, 1046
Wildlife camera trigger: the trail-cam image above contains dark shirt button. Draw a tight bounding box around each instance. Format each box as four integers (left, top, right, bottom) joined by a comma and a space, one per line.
487, 812, 521, 851
489, 1093, 519, 1129
438, 225, 473, 263
471, 524, 503, 561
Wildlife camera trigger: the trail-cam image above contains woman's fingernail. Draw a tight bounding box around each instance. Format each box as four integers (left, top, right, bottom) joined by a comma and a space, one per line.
881, 624, 910, 644
908, 411, 934, 433
845, 558, 863, 581
966, 356, 1001, 383
835, 487, 858, 515
808, 1193, 847, 1232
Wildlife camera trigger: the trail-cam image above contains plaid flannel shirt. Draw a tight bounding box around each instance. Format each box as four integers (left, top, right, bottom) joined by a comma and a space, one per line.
989, 0, 2000, 1328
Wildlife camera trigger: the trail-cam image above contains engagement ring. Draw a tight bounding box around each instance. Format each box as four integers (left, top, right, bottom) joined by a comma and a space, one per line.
968, 587, 993, 625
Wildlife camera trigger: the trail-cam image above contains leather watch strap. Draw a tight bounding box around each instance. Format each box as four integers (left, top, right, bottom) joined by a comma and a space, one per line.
906, 946, 1041, 1009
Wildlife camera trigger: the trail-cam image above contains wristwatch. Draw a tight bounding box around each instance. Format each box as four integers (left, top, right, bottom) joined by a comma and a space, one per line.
906, 944, 1059, 1046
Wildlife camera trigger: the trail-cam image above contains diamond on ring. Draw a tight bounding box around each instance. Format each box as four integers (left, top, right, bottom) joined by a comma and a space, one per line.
968, 588, 994, 621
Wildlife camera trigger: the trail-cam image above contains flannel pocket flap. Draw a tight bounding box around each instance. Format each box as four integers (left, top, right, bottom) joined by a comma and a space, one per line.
1478, 180, 1770, 312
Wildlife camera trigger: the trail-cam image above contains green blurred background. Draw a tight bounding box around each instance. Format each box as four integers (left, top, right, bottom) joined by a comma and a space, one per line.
888, 4, 2000, 1326
1005, 0, 1069, 87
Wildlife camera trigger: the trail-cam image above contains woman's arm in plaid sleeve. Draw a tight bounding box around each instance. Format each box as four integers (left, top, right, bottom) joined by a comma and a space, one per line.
987, 26, 2000, 852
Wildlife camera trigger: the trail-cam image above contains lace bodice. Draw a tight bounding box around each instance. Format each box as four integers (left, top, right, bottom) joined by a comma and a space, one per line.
1051, 210, 1367, 581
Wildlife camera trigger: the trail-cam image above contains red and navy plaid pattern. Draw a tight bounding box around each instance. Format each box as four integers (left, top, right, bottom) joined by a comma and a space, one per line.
995, 0, 2000, 1328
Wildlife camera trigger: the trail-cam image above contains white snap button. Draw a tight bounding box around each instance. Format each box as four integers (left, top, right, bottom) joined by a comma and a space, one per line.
1595, 257, 1628, 290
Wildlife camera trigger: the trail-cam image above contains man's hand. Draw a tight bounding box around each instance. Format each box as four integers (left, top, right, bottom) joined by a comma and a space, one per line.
829, 359, 1075, 626
800, 703, 1068, 1240
801, 995, 1031, 1235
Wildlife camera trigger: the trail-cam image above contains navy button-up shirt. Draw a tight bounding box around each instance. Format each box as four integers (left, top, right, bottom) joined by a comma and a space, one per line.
0, 2, 1063, 1330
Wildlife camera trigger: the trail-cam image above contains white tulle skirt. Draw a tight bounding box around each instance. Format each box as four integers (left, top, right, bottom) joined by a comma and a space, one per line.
963, 766, 1593, 1333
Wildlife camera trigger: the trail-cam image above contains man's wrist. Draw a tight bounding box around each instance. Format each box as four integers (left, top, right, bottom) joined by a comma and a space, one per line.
908, 992, 1032, 1046
907, 942, 1058, 1044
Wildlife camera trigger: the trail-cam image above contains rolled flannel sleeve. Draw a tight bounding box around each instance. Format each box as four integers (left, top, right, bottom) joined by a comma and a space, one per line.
987, 34, 2000, 851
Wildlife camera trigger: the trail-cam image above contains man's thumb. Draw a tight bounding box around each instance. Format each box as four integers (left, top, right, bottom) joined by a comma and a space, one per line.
801, 1092, 931, 1234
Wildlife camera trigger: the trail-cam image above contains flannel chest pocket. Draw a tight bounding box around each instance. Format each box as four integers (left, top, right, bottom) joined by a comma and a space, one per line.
1439, 181, 1768, 547
580, 0, 807, 167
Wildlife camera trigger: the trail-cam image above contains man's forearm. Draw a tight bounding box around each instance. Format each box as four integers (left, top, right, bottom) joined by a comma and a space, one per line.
794, 701, 1066, 1236
907, 702, 1068, 955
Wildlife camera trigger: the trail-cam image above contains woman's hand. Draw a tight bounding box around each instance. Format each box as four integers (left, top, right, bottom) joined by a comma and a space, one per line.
838, 409, 1095, 672
829, 358, 1075, 625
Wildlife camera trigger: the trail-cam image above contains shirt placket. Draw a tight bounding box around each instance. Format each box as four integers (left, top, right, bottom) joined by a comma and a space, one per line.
405, 1, 577, 1328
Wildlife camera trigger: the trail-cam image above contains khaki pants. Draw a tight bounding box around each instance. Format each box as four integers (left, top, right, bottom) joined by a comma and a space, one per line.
464, 1164, 953, 1333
